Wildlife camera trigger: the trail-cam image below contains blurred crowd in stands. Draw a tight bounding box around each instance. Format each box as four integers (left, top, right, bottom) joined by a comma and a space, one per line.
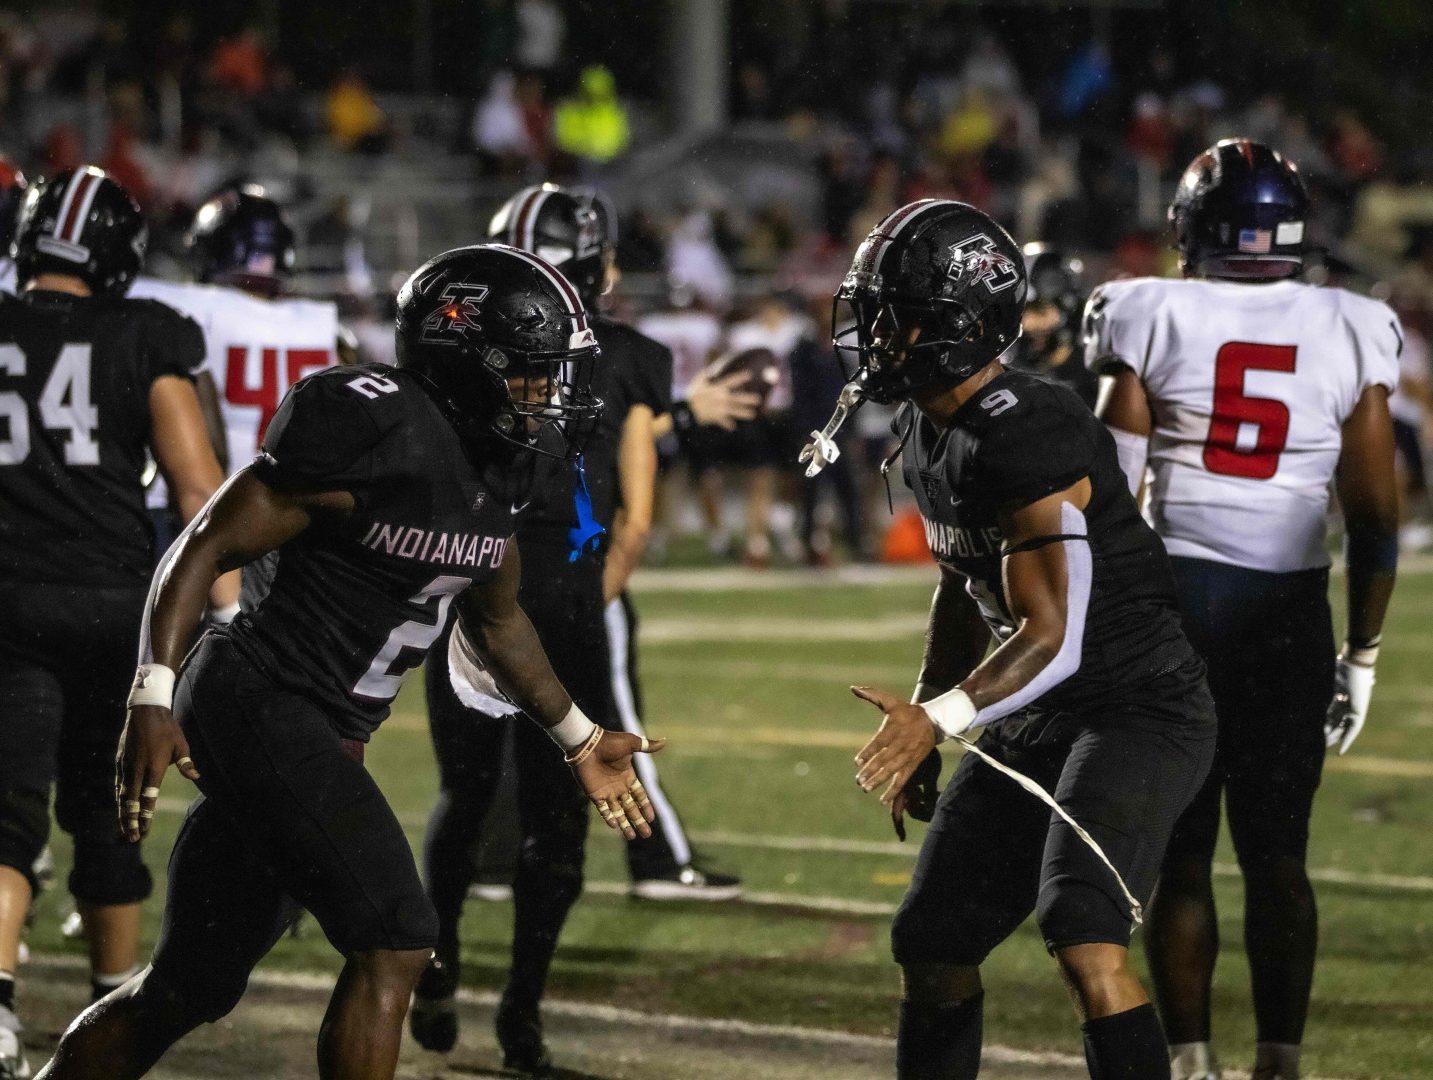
1, 1, 1431, 562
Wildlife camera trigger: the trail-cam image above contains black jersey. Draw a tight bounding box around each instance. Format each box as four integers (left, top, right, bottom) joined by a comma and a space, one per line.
0, 290, 204, 587
902, 368, 1193, 713
224, 365, 520, 741
518, 314, 672, 554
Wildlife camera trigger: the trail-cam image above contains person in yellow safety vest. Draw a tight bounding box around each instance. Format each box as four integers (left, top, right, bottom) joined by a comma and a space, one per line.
554, 65, 630, 164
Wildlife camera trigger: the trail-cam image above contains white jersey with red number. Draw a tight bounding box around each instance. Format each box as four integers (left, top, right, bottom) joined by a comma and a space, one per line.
636, 309, 722, 400
129, 278, 338, 505
1086, 277, 1401, 572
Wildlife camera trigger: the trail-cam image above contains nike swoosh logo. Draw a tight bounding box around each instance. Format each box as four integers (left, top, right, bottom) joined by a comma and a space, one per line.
512, 502, 531, 515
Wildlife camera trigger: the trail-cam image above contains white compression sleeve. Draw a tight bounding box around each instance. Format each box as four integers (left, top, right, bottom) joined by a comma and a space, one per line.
1109, 427, 1148, 500
969, 503, 1092, 728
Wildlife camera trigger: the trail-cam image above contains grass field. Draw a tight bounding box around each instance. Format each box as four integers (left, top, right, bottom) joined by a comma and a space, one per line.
23, 564, 1433, 1079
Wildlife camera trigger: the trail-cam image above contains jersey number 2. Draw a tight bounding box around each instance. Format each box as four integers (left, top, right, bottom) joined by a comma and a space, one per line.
0, 344, 100, 466
1203, 342, 1297, 480
353, 575, 472, 702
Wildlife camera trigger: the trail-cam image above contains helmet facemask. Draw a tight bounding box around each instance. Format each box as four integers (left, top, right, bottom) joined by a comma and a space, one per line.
832, 281, 993, 406
483, 343, 602, 460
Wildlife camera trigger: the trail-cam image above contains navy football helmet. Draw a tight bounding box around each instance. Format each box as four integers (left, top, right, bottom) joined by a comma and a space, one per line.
395, 243, 602, 459
1170, 138, 1308, 280
12, 166, 147, 295
487, 184, 614, 309
188, 184, 296, 296
833, 199, 1026, 404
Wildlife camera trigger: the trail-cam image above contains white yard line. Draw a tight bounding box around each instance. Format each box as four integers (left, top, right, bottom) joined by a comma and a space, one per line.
23, 953, 1354, 1080
632, 564, 937, 592
683, 830, 1433, 895
142, 799, 1433, 898
630, 556, 1433, 594
639, 613, 930, 643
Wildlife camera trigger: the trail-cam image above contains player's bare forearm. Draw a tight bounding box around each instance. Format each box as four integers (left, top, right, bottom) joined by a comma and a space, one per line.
602, 508, 648, 602
143, 470, 326, 668
457, 542, 573, 727
1337, 386, 1400, 645
603, 405, 658, 601
194, 371, 229, 473
915, 566, 992, 700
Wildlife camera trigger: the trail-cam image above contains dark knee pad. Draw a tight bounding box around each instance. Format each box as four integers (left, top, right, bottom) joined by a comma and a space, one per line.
145, 955, 250, 1027
69, 834, 153, 906
1037, 876, 1133, 952
0, 788, 49, 896
891, 896, 1004, 968
515, 814, 586, 908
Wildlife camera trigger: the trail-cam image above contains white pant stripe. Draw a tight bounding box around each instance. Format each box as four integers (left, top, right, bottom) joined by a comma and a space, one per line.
605, 597, 691, 866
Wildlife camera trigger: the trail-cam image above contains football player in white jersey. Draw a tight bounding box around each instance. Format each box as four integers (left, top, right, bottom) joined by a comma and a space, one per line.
129, 186, 338, 578
0, 157, 28, 294
1088, 139, 1401, 1080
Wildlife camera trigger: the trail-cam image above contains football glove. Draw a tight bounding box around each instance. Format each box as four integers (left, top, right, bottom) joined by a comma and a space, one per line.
1325, 645, 1377, 755
892, 749, 942, 841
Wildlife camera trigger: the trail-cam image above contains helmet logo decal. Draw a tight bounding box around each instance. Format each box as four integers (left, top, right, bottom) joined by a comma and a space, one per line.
947, 234, 1021, 294
421, 283, 491, 345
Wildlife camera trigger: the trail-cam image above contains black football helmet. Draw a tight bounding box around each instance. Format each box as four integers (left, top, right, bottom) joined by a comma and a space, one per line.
395, 243, 602, 459
1170, 138, 1308, 280
1016, 243, 1085, 359
487, 183, 612, 309
0, 156, 28, 254
188, 184, 296, 295
12, 166, 146, 295
834, 200, 1026, 404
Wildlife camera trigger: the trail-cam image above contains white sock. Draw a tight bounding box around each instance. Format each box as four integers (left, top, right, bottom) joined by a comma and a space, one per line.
1170, 1041, 1220, 1079
93, 964, 143, 991
1254, 1041, 1301, 1079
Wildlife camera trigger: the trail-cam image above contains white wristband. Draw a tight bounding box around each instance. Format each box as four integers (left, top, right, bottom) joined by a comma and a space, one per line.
210, 602, 241, 625
546, 703, 598, 753
921, 687, 977, 740
128, 664, 176, 710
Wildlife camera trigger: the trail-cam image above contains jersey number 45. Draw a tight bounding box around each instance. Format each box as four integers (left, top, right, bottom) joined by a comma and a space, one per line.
1203, 341, 1297, 481
226, 345, 332, 448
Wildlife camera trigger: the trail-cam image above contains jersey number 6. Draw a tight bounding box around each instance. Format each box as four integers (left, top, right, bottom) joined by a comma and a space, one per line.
1203, 341, 1297, 480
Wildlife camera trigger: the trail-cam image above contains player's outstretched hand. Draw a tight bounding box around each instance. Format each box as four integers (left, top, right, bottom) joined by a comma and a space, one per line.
116, 704, 201, 842
687, 368, 762, 431
572, 729, 666, 840
852, 686, 938, 810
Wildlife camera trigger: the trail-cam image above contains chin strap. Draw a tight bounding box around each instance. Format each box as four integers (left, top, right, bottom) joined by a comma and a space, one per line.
799, 376, 868, 478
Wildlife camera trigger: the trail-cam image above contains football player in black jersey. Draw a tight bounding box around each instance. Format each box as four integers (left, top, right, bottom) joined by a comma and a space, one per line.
1008, 243, 1098, 409
801, 200, 1217, 1080
408, 185, 732, 1072
0, 166, 234, 1078
36, 245, 663, 1080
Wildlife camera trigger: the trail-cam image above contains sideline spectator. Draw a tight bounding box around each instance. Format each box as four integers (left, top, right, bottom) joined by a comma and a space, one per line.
554, 65, 630, 167
326, 68, 388, 154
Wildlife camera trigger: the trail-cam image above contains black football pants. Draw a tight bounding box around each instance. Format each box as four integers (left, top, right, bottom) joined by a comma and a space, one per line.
0, 582, 153, 905
420, 548, 607, 1008
149, 633, 436, 1024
